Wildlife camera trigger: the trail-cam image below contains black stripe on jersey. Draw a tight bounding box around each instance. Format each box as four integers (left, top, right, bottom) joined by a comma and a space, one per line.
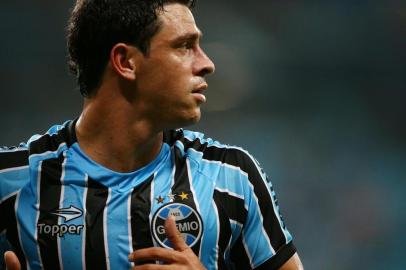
213, 190, 247, 270
172, 148, 195, 205
0, 150, 28, 171
29, 121, 76, 156
213, 192, 231, 270
0, 194, 27, 270
130, 174, 154, 251
85, 178, 109, 270
37, 155, 65, 270
229, 234, 251, 270
182, 137, 288, 252
162, 129, 183, 146
171, 147, 202, 256
213, 190, 247, 225
254, 241, 296, 270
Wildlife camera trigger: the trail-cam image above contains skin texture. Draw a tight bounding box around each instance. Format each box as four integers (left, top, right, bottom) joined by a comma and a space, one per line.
4, 3, 304, 270
279, 253, 304, 270
4, 251, 20, 270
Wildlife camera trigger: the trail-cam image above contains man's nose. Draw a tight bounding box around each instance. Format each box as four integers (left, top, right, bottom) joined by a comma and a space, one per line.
194, 46, 215, 77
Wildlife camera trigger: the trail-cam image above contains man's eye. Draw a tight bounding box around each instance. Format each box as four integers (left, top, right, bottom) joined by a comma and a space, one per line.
181, 41, 193, 49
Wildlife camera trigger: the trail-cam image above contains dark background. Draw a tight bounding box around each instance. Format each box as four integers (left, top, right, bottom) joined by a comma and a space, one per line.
1, 1, 405, 269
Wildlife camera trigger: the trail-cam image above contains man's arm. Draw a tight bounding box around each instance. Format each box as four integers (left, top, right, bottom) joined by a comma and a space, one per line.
279, 253, 304, 270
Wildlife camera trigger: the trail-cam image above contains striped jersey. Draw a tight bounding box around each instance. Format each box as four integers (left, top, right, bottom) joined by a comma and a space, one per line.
0, 120, 296, 270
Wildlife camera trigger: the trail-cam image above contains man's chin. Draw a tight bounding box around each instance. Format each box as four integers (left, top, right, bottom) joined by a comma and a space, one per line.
171, 110, 202, 129
183, 112, 201, 128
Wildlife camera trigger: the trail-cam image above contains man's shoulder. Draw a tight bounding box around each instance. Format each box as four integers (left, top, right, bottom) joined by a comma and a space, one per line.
0, 146, 30, 201
164, 129, 261, 171
24, 120, 76, 157
0, 120, 75, 170
0, 145, 29, 171
164, 128, 234, 152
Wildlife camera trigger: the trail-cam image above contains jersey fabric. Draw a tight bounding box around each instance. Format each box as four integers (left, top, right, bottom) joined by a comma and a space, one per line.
0, 120, 296, 270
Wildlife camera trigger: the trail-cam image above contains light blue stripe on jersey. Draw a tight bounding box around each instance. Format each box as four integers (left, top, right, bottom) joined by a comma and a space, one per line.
185, 156, 217, 269
0, 167, 29, 202
123, 142, 172, 218
59, 154, 87, 270
243, 181, 276, 267
199, 194, 219, 269
209, 200, 220, 270
17, 161, 43, 270
105, 190, 132, 270
18, 134, 68, 270
150, 148, 173, 213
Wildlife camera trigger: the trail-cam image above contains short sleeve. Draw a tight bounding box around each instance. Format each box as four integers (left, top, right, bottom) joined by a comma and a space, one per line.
0, 148, 29, 231
228, 149, 296, 269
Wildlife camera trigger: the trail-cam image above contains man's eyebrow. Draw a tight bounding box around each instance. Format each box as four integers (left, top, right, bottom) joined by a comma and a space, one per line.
172, 29, 203, 44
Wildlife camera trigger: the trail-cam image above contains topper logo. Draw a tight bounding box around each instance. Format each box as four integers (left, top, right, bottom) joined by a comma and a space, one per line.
51, 205, 83, 222
37, 205, 84, 238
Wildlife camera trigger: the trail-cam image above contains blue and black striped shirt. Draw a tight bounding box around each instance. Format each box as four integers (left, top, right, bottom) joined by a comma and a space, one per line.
0, 120, 295, 270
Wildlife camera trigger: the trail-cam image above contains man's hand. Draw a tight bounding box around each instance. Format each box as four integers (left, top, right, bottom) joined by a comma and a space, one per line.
128, 216, 206, 269
4, 251, 21, 270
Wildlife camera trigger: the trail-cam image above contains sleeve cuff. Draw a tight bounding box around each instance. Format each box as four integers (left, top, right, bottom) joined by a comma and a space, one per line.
254, 241, 297, 270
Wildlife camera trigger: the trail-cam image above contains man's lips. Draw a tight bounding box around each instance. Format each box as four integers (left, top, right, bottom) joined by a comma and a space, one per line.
192, 83, 208, 102
193, 83, 208, 93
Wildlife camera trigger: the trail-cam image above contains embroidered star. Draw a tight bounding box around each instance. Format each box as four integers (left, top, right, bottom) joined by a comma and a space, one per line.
156, 195, 165, 204
167, 193, 176, 202
178, 192, 189, 200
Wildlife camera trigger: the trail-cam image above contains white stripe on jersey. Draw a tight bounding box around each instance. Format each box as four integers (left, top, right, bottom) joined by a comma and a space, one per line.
82, 174, 89, 270
57, 153, 68, 270
127, 190, 134, 268
103, 189, 112, 270
29, 142, 67, 160
0, 165, 28, 174
214, 187, 245, 202
0, 190, 19, 205
35, 160, 44, 270
186, 158, 203, 257
15, 190, 30, 270
211, 200, 220, 270
245, 181, 276, 255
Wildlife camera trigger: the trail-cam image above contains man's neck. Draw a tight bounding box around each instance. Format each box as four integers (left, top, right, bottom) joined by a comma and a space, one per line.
75, 94, 163, 173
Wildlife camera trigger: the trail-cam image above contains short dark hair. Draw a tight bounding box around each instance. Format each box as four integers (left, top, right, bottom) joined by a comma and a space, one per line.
67, 0, 195, 97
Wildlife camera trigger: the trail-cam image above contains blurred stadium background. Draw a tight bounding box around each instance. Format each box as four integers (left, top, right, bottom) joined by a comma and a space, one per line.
1, 0, 405, 269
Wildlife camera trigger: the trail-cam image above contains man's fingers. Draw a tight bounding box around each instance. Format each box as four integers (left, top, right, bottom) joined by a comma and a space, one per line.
128, 247, 177, 263
131, 264, 173, 270
164, 215, 189, 251
4, 251, 21, 270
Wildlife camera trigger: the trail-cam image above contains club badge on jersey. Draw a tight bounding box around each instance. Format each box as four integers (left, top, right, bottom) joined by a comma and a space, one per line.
151, 202, 203, 249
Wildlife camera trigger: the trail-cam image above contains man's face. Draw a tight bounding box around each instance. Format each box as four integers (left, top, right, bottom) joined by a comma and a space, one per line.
134, 3, 215, 129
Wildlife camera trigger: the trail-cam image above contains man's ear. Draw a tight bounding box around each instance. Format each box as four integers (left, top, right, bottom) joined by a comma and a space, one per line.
110, 43, 141, 80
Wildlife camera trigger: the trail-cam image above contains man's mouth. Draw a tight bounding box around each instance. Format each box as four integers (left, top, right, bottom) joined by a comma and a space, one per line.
192, 83, 208, 103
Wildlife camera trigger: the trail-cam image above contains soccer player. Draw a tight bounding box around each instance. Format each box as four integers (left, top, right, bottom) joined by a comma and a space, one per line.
1, 0, 303, 269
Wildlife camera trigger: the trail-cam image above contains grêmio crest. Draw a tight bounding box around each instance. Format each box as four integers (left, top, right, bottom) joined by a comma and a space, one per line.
151, 202, 203, 249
